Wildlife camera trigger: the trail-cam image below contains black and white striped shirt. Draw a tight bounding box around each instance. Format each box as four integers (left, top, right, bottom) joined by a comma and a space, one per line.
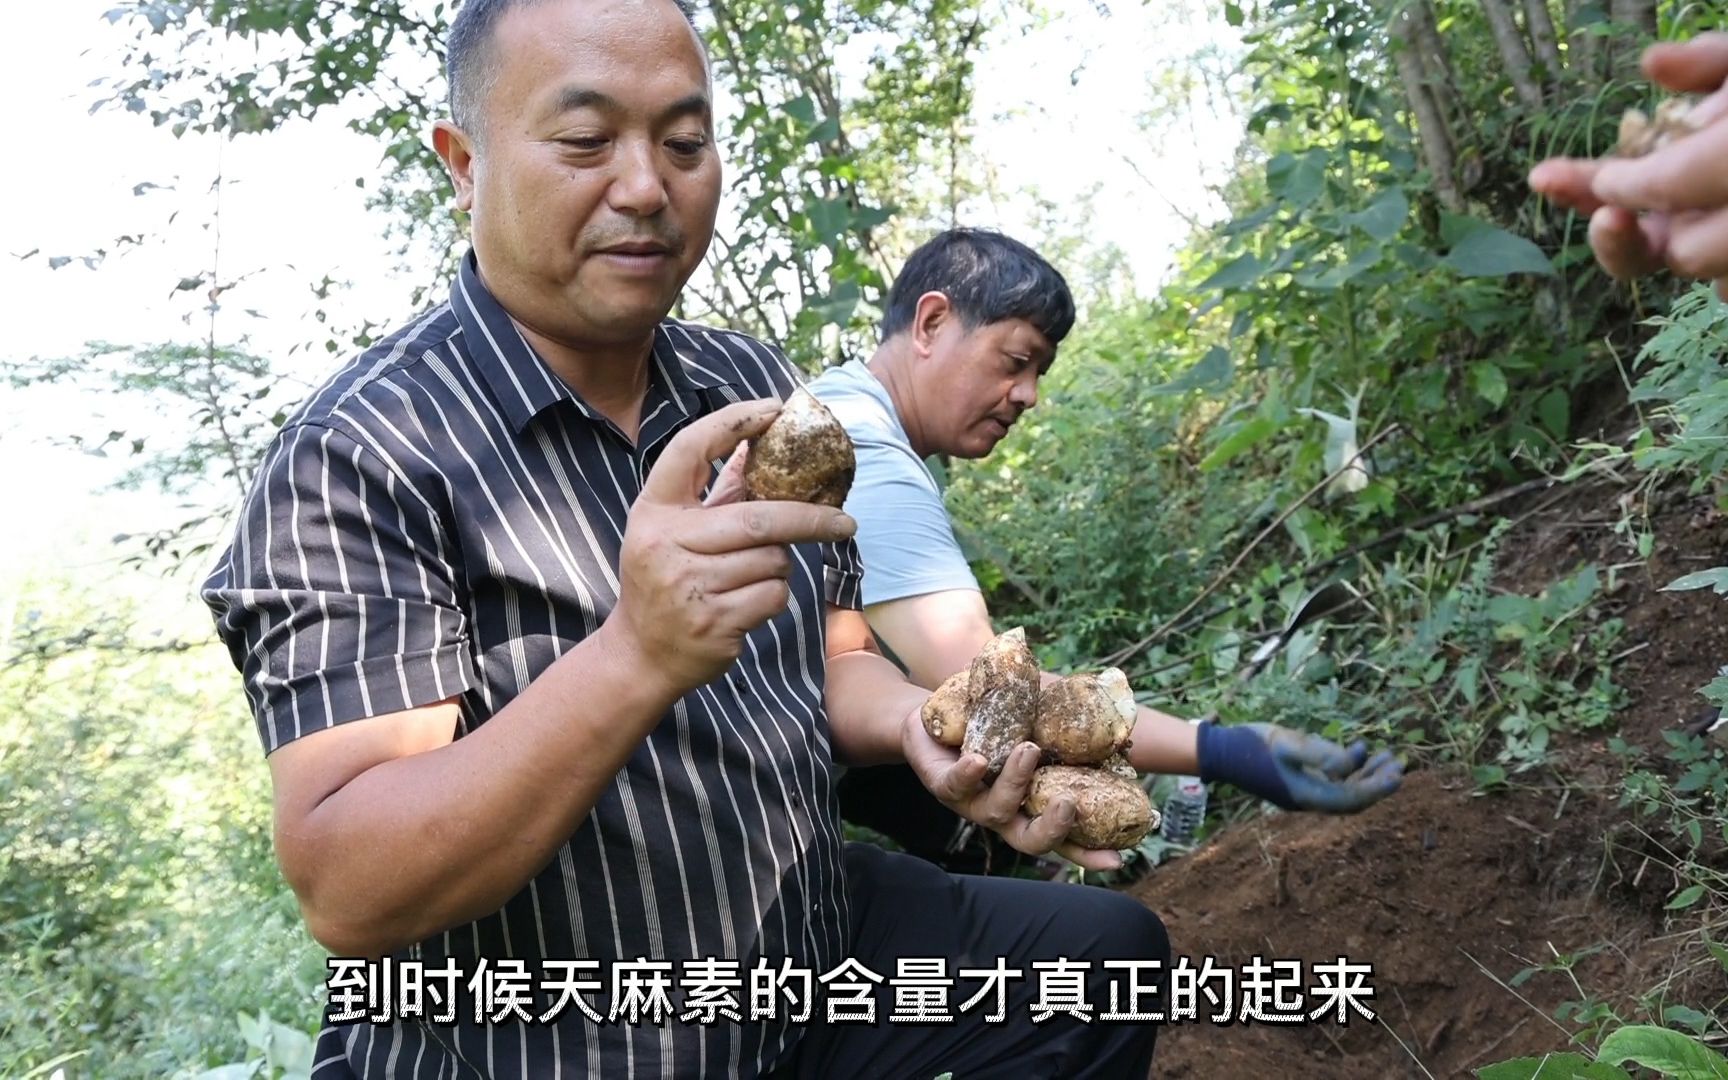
203, 251, 863, 1078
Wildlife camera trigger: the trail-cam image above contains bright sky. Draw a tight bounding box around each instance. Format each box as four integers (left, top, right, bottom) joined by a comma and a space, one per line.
0, 0, 1242, 617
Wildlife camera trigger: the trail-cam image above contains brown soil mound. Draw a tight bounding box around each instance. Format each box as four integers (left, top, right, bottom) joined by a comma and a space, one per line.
1129, 480, 1728, 1078
1132, 769, 1674, 1078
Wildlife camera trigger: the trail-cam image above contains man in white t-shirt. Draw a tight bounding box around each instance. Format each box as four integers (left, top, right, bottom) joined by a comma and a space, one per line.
809, 228, 1404, 873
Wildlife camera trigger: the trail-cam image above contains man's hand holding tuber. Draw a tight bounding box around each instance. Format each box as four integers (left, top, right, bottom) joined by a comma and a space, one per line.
606, 399, 858, 698
901, 705, 1127, 872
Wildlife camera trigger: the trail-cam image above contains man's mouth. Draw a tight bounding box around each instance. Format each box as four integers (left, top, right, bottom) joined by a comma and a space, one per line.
593, 241, 676, 276
597, 241, 672, 256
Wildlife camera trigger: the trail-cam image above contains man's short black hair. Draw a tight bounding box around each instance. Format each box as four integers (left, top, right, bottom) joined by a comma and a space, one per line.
880, 228, 1076, 347
446, 0, 699, 139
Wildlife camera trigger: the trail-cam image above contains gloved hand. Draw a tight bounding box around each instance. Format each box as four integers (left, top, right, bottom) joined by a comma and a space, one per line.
1196, 721, 1403, 813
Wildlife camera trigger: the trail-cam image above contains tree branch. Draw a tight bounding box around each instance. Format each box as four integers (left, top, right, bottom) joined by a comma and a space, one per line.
1410, 0, 1462, 123
1392, 5, 1464, 212
1522, 0, 1565, 88
1480, 0, 1546, 108
1566, 0, 1602, 85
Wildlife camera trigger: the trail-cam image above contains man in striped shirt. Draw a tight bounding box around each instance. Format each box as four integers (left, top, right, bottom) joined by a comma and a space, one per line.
203, 0, 1168, 1076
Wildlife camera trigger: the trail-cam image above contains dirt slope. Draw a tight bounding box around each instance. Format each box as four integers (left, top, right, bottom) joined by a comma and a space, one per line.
1129, 484, 1728, 1079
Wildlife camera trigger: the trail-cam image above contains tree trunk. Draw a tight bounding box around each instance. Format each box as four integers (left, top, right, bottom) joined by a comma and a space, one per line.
1393, 6, 1464, 212
1480, 0, 1546, 108
1613, 0, 1657, 38
1607, 0, 1658, 80
1566, 0, 1602, 87
1410, 0, 1462, 122
1522, 0, 1565, 87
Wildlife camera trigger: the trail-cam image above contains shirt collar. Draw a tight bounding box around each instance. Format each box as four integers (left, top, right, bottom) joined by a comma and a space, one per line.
449, 250, 734, 435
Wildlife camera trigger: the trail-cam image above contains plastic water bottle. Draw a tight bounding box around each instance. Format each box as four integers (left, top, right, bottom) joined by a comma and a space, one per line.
1161, 775, 1208, 845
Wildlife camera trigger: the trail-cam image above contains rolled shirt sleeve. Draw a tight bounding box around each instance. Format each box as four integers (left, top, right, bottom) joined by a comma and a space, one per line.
201, 421, 476, 754
824, 536, 865, 611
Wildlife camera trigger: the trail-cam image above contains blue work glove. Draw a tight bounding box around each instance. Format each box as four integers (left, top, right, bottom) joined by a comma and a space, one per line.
1196, 721, 1403, 813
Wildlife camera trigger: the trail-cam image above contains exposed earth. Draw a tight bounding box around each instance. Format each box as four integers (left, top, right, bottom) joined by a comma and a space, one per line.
1128, 479, 1728, 1078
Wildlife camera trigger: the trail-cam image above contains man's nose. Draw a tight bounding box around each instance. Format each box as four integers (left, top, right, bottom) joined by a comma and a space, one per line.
1010, 373, 1039, 410
607, 140, 670, 216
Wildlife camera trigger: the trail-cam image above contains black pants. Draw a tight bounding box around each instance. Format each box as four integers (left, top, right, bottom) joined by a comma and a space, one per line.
836, 762, 1040, 876
770, 842, 1168, 1079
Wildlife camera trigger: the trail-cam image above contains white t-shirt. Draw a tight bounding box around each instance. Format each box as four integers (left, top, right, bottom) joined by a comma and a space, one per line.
805, 359, 981, 606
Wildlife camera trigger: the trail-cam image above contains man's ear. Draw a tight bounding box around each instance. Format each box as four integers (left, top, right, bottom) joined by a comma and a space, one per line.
910, 291, 951, 359
432, 120, 478, 213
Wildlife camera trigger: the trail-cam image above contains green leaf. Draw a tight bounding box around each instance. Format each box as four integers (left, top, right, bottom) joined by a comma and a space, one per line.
1341, 189, 1408, 241
806, 197, 852, 246
1596, 1024, 1728, 1079
1224, 1, 1244, 25
1476, 1052, 1631, 1079
851, 203, 893, 231
1149, 347, 1233, 396
1664, 1006, 1711, 1035
1441, 212, 1488, 247
807, 116, 841, 144
1662, 568, 1728, 595
1443, 227, 1556, 277
265, 1018, 315, 1072
1472, 363, 1510, 407
1456, 657, 1482, 706
1304, 245, 1385, 290
1198, 253, 1267, 291
1200, 416, 1279, 472
1222, 203, 1279, 237
1548, 565, 1600, 612
1536, 389, 1571, 440
1666, 884, 1706, 910
1268, 150, 1326, 209
807, 279, 862, 326
1704, 933, 1728, 975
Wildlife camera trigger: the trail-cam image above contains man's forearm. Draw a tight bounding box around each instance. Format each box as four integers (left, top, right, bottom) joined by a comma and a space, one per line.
825, 648, 929, 766
1123, 703, 1201, 776
286, 625, 681, 958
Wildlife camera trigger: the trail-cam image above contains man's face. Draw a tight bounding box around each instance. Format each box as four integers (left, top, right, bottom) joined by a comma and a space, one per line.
921, 315, 1055, 459
448, 0, 720, 348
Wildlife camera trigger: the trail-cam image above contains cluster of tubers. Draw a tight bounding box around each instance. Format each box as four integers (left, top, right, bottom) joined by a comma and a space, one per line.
923, 628, 1160, 851
1617, 97, 1701, 158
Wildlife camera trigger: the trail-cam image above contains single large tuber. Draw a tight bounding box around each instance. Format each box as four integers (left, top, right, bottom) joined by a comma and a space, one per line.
963, 627, 1040, 775
1025, 766, 1159, 850
1034, 667, 1136, 765
741, 386, 856, 508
